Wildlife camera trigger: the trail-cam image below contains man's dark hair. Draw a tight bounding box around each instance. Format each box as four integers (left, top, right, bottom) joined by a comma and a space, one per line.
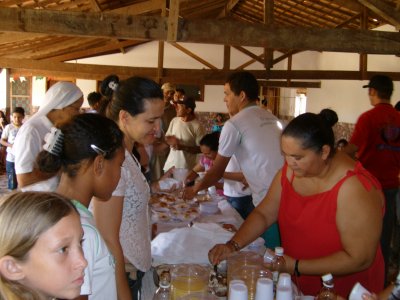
394, 101, 400, 111
87, 92, 103, 107
13, 107, 25, 116
175, 88, 185, 95
225, 71, 259, 101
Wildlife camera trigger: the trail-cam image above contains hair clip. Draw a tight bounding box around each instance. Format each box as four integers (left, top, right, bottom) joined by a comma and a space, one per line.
43, 127, 64, 156
108, 81, 118, 91
90, 144, 107, 156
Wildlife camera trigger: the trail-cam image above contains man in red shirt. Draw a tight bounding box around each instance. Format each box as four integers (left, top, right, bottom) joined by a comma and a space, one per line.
346, 75, 400, 281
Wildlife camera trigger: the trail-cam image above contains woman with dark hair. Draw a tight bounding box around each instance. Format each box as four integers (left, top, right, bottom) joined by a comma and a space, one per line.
93, 75, 165, 300
209, 112, 385, 297
36, 113, 125, 300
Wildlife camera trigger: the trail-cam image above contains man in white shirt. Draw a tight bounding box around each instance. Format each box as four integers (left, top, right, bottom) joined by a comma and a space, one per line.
163, 96, 205, 171
185, 71, 284, 248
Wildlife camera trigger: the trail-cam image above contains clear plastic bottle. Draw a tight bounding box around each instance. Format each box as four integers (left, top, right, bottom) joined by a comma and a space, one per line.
272, 247, 286, 287
388, 271, 400, 300
154, 274, 171, 300
316, 273, 337, 300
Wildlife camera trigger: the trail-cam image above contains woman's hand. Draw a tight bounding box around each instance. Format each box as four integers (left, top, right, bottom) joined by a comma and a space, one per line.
283, 253, 296, 274
208, 243, 235, 265
185, 170, 198, 185
165, 135, 179, 150
161, 167, 175, 180
362, 293, 379, 300
183, 186, 197, 200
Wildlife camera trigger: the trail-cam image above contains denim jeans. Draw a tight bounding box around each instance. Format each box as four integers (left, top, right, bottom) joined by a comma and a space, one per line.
227, 195, 255, 220
6, 160, 17, 190
380, 188, 398, 283
126, 270, 145, 300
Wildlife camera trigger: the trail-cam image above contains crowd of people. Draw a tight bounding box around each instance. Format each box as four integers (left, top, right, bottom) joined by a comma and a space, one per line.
0, 71, 399, 300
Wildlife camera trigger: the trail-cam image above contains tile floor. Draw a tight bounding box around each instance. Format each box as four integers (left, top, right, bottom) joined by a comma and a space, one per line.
0, 173, 10, 197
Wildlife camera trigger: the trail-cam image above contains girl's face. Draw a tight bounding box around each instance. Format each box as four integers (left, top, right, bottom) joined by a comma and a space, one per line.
95, 147, 125, 199
200, 145, 217, 160
121, 99, 164, 145
281, 135, 328, 178
19, 212, 87, 300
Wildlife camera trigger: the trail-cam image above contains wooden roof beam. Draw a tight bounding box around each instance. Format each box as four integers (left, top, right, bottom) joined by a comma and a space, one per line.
4, 58, 400, 81
232, 46, 264, 64
0, 7, 400, 54
357, 0, 400, 28
167, 0, 179, 42
43, 40, 144, 62
169, 42, 218, 69
218, 0, 240, 18
110, 0, 163, 15
259, 81, 321, 88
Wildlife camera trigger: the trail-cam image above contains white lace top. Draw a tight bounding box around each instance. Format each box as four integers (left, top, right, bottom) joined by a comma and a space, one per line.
112, 150, 151, 272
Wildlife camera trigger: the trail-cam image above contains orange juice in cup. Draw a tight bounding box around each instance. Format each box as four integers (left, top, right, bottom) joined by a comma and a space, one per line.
171, 264, 208, 300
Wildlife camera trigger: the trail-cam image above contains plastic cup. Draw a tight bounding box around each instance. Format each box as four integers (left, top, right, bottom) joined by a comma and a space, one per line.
276, 286, 293, 300
349, 282, 371, 300
208, 186, 217, 195
228, 280, 245, 296
277, 273, 292, 289
229, 281, 248, 300
255, 278, 273, 300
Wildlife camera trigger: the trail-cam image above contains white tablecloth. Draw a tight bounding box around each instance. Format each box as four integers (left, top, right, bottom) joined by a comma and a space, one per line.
151, 200, 243, 266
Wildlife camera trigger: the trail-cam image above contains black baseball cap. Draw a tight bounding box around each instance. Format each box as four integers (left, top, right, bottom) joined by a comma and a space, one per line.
363, 75, 393, 93
176, 96, 196, 111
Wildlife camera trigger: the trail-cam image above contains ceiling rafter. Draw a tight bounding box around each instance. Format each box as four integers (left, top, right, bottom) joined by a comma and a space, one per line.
357, 0, 400, 28
4, 57, 400, 81
169, 42, 218, 69
0, 7, 399, 54
218, 0, 240, 18
44, 40, 145, 61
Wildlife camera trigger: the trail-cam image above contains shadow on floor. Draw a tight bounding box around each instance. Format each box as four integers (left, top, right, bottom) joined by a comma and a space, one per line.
0, 173, 11, 197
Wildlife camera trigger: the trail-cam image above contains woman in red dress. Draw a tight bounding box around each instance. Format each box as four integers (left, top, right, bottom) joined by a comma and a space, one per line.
209, 112, 384, 297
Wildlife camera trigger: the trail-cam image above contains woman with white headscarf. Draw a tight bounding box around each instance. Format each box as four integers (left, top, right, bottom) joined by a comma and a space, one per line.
13, 81, 83, 191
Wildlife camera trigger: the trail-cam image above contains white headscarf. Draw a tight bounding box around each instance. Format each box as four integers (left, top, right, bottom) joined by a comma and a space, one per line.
29, 81, 83, 123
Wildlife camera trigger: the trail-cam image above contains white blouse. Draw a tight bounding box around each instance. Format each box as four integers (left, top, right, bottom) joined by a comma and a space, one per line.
112, 150, 151, 272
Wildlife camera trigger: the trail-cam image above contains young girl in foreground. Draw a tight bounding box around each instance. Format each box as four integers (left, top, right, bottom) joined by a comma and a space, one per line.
36, 113, 125, 300
0, 191, 87, 300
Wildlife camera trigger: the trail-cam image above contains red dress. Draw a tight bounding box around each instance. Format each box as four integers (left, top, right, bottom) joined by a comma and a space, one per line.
278, 162, 384, 297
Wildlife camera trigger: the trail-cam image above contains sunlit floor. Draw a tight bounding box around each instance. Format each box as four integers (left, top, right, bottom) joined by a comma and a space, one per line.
0, 173, 10, 197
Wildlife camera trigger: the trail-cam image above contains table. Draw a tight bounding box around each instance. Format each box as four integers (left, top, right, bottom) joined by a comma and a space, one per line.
142, 197, 244, 299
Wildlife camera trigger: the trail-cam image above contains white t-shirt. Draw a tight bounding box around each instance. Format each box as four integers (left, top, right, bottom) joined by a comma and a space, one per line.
218, 105, 284, 206
112, 150, 152, 272
223, 155, 252, 198
163, 117, 205, 171
1, 123, 21, 162
13, 116, 59, 191
73, 201, 117, 300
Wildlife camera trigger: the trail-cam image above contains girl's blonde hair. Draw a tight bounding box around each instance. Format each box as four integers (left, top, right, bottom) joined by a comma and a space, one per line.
0, 191, 78, 300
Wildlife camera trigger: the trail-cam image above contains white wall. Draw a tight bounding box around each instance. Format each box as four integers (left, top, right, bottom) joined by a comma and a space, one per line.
32, 76, 47, 108
76, 79, 97, 108
72, 25, 400, 122
0, 69, 7, 109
